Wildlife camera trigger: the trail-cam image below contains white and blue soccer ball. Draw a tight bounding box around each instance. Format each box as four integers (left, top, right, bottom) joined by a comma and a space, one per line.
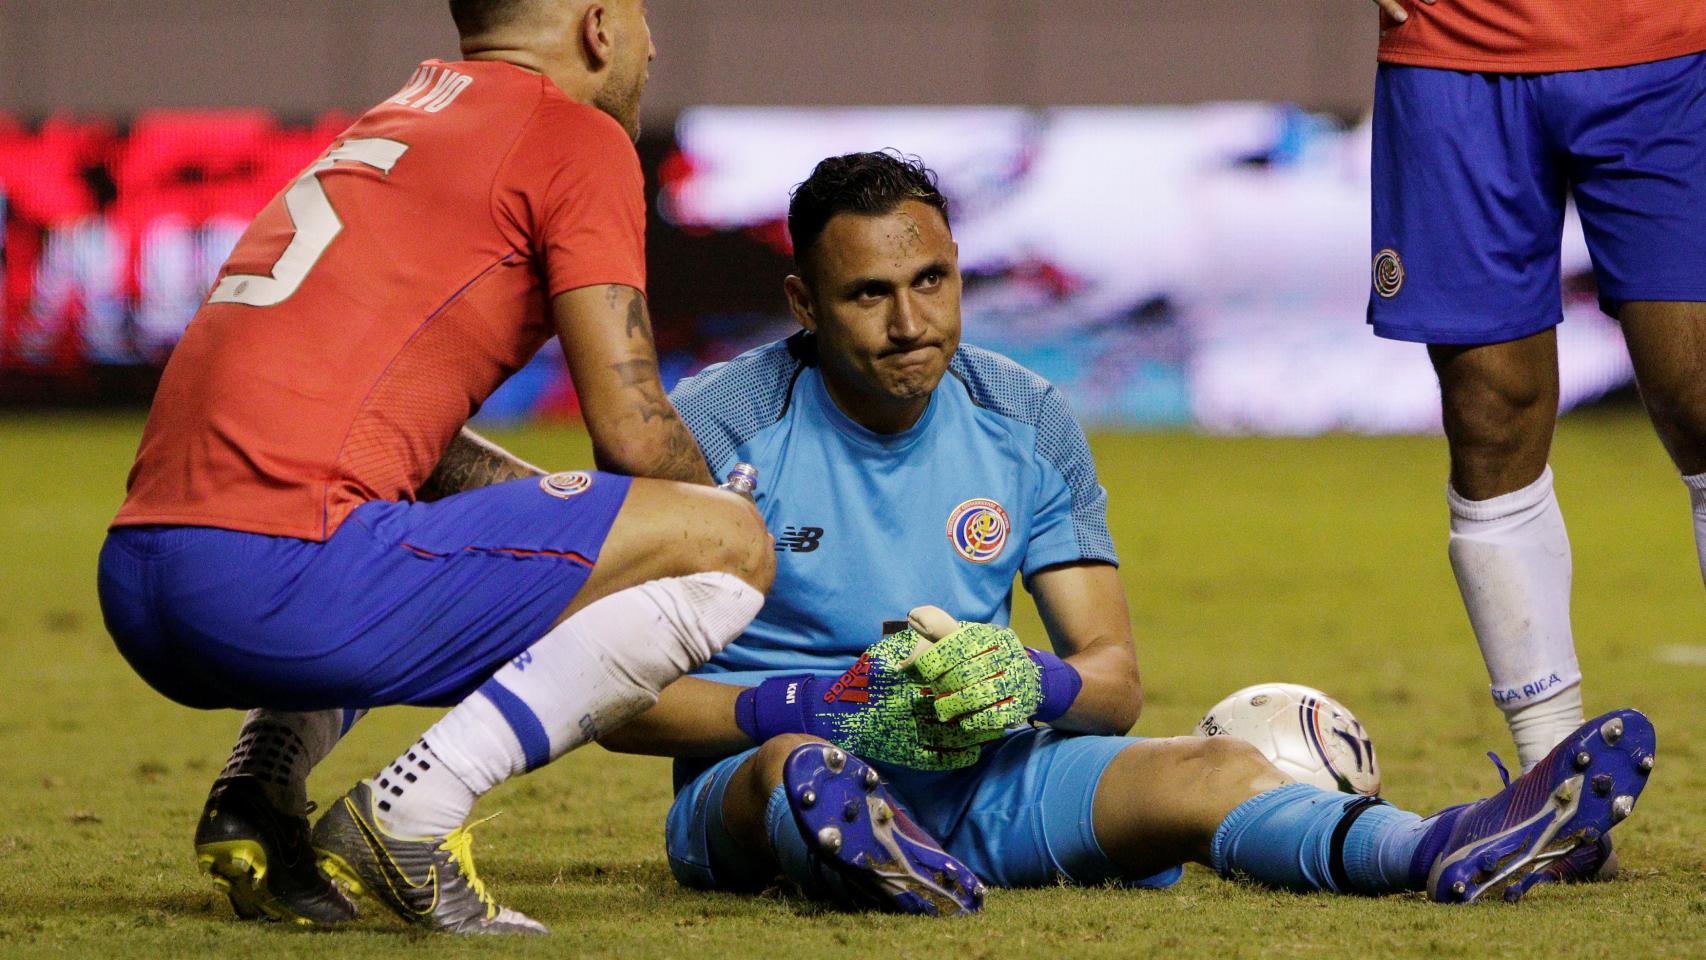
1193, 682, 1381, 796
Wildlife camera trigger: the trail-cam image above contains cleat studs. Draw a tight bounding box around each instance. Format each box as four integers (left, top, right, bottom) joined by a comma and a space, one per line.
1553, 779, 1576, 804
817, 826, 843, 854
843, 800, 861, 822
1611, 796, 1634, 823
862, 766, 881, 790
1638, 755, 1655, 774
825, 749, 846, 773
1574, 751, 1593, 770
799, 788, 817, 808
1450, 880, 1467, 898
1592, 774, 1613, 796
1600, 717, 1623, 745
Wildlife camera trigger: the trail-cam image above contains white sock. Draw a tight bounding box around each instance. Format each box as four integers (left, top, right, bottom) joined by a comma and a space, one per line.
1684, 471, 1706, 587
220, 708, 359, 815
371, 573, 763, 837
1505, 681, 1584, 772
1447, 466, 1583, 772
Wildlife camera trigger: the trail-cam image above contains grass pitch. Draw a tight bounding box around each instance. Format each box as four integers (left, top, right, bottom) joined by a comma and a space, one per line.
1, 409, 1703, 958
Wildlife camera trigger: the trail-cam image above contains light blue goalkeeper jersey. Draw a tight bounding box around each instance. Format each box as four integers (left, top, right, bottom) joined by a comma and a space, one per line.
671, 332, 1115, 685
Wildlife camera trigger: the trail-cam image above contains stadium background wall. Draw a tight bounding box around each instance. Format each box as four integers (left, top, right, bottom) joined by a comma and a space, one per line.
0, 0, 1379, 118
0, 2, 1638, 431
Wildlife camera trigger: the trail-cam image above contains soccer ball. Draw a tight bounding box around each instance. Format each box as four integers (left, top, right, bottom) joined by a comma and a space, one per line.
1193, 683, 1381, 796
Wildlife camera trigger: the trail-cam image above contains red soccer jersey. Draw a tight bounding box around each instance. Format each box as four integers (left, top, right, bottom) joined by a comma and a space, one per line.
113, 60, 646, 540
1378, 0, 1706, 73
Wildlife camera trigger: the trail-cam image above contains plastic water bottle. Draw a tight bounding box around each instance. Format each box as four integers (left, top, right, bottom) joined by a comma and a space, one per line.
719, 462, 758, 500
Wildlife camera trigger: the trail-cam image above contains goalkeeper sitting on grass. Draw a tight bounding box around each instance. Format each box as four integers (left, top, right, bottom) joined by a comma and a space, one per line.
598, 151, 1654, 914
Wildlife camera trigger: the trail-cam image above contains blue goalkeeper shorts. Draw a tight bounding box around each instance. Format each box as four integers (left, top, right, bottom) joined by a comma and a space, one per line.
1368, 51, 1706, 344
665, 726, 1185, 891
96, 472, 630, 710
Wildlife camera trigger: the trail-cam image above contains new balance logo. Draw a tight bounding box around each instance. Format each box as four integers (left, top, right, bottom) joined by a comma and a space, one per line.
775, 526, 824, 553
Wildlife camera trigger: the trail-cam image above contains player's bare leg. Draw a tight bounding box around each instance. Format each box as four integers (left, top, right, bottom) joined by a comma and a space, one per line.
1618, 300, 1706, 584
1430, 330, 1583, 773
1089, 736, 1290, 878
314, 483, 774, 933
719, 733, 825, 870
555, 479, 778, 620
1431, 330, 1559, 502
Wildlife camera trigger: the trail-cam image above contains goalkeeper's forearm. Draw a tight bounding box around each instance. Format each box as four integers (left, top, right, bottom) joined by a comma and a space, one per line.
416, 426, 547, 501
1048, 638, 1143, 736
597, 676, 752, 758
1026, 562, 1144, 735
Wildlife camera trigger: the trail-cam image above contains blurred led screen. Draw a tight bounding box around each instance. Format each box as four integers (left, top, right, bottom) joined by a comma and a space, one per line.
0, 105, 1633, 433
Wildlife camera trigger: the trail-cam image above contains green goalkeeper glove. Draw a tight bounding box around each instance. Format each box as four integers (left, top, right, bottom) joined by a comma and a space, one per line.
904, 609, 1083, 731
734, 628, 990, 771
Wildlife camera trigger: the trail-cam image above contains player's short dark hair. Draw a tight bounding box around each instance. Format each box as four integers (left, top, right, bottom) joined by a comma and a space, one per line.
787, 151, 950, 278
448, 0, 527, 36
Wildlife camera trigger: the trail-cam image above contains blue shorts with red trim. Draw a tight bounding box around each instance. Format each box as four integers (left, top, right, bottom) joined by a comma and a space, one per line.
96, 472, 631, 710
1369, 51, 1706, 344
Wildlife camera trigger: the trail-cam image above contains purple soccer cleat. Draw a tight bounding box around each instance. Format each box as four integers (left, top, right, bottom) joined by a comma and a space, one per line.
783, 743, 985, 916
1478, 751, 1620, 885
1418, 708, 1655, 904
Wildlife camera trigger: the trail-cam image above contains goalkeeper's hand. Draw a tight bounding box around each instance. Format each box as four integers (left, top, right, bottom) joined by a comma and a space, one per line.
733, 628, 991, 771
902, 606, 1083, 732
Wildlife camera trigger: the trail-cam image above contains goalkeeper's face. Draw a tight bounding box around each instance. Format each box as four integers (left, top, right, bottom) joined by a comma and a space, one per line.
788, 200, 962, 416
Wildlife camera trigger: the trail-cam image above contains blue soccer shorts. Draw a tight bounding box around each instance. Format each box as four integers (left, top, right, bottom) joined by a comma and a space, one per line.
96, 471, 631, 710
1368, 51, 1706, 344
665, 726, 1185, 891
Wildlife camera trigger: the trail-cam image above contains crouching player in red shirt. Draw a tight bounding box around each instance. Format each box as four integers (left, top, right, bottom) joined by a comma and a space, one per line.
96, 0, 773, 934
1366, 2, 1706, 792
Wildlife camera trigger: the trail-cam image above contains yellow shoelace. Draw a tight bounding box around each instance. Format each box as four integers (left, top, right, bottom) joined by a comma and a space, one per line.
437, 812, 502, 919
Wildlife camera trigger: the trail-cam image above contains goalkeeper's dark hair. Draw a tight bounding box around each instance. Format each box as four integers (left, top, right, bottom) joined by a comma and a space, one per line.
448, 0, 528, 36
787, 150, 950, 280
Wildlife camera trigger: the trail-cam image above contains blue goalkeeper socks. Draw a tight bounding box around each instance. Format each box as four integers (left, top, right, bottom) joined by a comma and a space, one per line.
1212, 783, 1429, 894
1345, 802, 1432, 892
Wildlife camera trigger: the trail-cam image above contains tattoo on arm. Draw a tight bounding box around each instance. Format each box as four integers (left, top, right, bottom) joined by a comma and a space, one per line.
624, 292, 654, 350
613, 290, 709, 482
604, 356, 712, 483
417, 428, 545, 501
558, 284, 713, 486
609, 358, 673, 423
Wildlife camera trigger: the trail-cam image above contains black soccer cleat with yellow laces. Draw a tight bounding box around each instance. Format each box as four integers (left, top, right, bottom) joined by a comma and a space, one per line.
312, 781, 546, 935
194, 775, 358, 926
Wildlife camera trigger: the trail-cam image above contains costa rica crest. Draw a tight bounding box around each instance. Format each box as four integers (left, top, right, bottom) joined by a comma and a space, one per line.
1372, 248, 1404, 299
946, 498, 1010, 564
539, 470, 594, 499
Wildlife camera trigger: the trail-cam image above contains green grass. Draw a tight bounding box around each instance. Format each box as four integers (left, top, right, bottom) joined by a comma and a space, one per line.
2, 410, 1703, 958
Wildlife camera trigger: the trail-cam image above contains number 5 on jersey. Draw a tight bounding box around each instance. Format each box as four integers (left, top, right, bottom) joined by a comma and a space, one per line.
209, 138, 408, 308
